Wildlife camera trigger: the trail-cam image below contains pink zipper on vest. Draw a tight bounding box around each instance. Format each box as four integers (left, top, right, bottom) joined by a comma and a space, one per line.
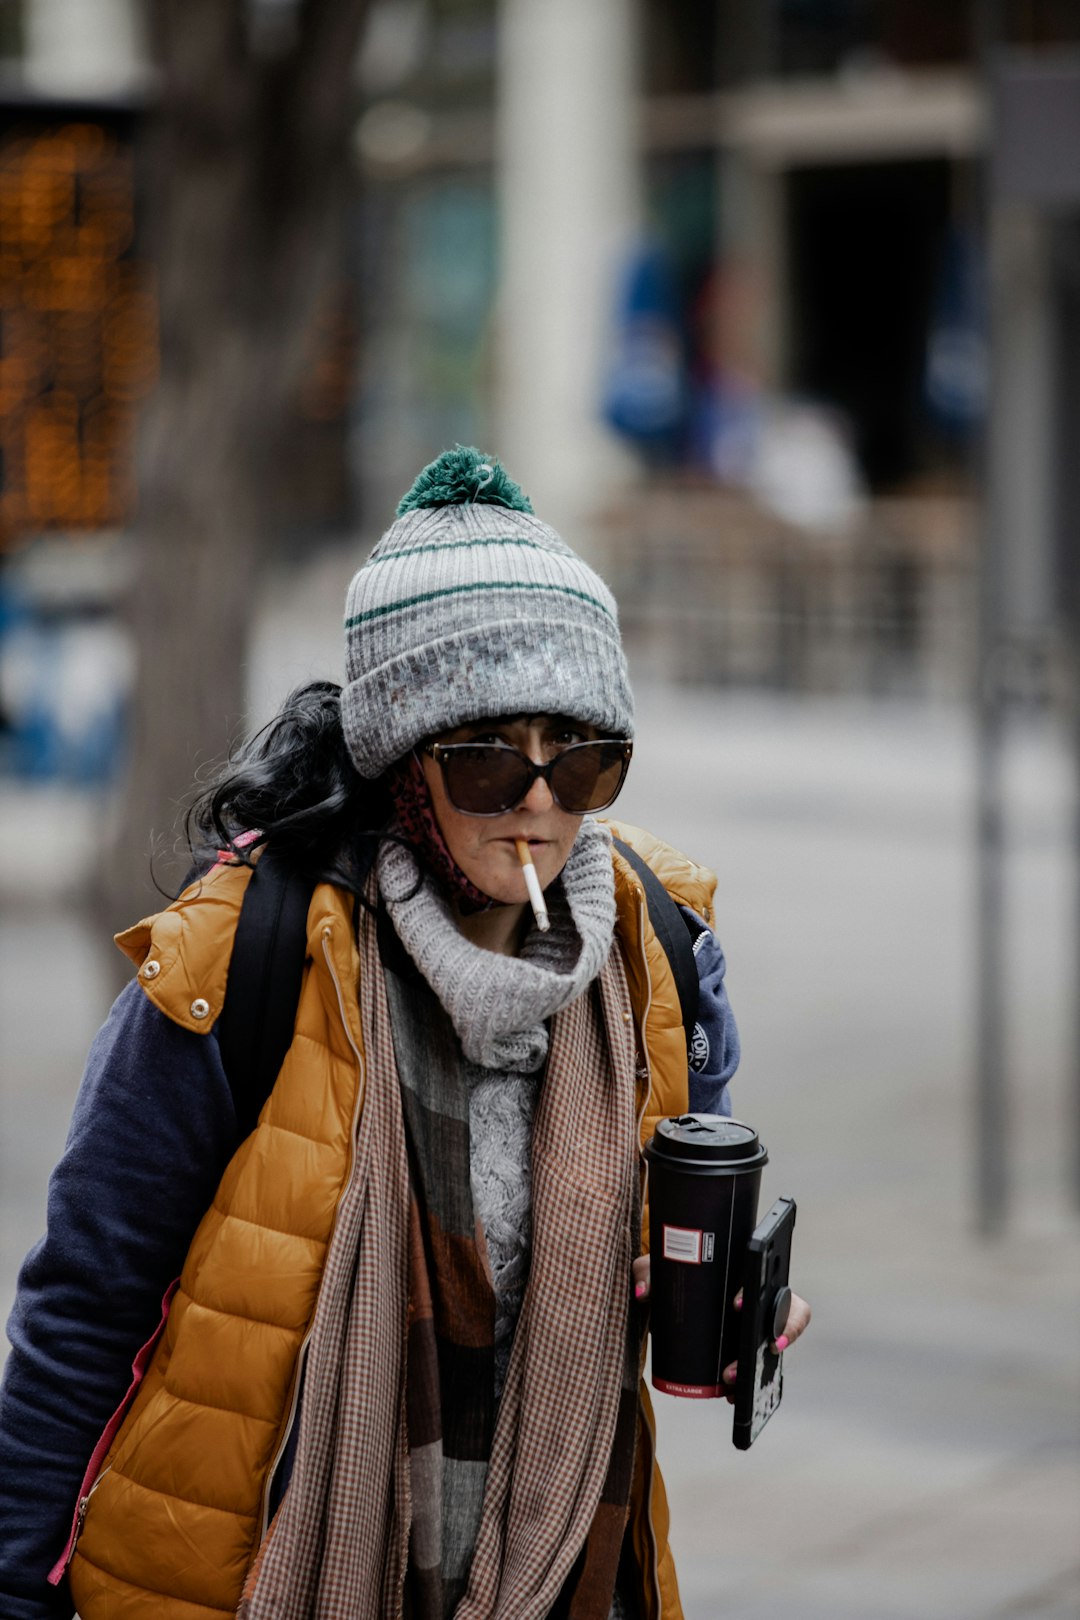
47, 1278, 180, 1584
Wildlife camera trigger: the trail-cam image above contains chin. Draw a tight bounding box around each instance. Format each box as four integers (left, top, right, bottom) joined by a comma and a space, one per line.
459, 839, 570, 905
480, 883, 531, 908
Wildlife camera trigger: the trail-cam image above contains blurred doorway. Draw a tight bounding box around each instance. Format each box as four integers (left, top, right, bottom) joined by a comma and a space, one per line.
787, 157, 957, 489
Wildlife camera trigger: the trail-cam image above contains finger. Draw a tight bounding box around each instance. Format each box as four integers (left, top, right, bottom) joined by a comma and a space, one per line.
773, 1293, 811, 1353
733, 1288, 743, 1311
721, 1361, 737, 1387
632, 1254, 650, 1301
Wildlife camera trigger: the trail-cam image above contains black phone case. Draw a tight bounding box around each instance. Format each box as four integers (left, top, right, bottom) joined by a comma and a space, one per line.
732, 1196, 797, 1450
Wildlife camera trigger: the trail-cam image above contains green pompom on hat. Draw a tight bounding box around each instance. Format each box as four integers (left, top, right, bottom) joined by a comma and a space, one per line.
396, 446, 533, 516
342, 447, 634, 779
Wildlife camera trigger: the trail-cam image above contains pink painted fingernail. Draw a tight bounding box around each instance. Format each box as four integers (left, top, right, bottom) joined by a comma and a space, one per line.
722, 1365, 736, 1383
634, 1281, 647, 1299
775, 1335, 789, 1352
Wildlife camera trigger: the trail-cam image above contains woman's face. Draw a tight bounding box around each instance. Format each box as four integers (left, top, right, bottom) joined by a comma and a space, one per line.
421, 714, 597, 904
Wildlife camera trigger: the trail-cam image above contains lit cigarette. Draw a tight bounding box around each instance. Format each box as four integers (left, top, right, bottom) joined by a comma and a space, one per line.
515, 838, 550, 932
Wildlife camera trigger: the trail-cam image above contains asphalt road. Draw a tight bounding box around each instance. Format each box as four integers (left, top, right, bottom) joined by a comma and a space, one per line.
2, 680, 1078, 1618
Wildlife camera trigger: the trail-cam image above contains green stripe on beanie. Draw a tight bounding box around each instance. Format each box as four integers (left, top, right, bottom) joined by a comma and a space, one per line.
365, 534, 547, 566
344, 578, 617, 632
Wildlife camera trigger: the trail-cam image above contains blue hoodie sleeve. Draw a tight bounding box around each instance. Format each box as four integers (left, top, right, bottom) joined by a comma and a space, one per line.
680, 907, 740, 1118
0, 980, 239, 1620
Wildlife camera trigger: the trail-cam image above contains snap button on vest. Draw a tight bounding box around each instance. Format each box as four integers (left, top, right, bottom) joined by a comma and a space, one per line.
142, 960, 161, 980
190, 997, 210, 1020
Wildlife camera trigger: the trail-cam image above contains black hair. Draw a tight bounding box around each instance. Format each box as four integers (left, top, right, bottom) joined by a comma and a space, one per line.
183, 679, 393, 894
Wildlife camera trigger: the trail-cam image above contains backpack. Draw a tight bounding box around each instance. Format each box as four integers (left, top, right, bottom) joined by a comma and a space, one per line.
217, 838, 703, 1139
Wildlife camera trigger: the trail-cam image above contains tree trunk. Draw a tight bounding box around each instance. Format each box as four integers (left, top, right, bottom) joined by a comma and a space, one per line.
95, 0, 369, 941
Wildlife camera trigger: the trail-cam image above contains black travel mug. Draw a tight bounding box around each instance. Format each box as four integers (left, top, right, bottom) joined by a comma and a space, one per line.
644, 1114, 768, 1398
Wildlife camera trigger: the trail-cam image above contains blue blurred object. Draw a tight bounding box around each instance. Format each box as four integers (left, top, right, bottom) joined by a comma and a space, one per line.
0, 545, 131, 784
924, 227, 988, 437
689, 374, 764, 486
602, 242, 688, 455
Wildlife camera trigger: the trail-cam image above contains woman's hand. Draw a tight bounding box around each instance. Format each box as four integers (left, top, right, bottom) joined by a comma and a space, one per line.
718, 1288, 812, 1400
632, 1256, 812, 1402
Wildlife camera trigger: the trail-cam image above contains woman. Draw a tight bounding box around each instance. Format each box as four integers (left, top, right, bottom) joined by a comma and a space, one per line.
0, 447, 809, 1620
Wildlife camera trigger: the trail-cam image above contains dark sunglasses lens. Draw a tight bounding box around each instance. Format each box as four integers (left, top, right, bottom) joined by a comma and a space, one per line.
442, 745, 531, 813
550, 743, 628, 812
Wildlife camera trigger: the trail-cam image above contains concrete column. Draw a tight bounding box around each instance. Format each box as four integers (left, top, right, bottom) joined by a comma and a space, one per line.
24, 0, 146, 97
495, 0, 640, 544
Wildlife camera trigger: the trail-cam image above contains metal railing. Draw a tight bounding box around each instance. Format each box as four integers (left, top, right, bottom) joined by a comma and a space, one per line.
600, 486, 979, 701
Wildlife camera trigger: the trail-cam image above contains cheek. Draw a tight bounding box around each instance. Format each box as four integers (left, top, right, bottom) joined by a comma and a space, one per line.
425, 774, 496, 886
545, 819, 584, 875
427, 783, 481, 872
439, 814, 484, 875
424, 763, 465, 852
443, 818, 525, 902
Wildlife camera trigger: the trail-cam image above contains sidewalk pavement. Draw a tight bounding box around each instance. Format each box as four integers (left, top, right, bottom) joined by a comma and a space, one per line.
2, 677, 1078, 1619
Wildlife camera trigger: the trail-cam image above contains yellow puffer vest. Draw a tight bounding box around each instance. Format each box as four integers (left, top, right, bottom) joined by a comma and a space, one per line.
68, 820, 716, 1620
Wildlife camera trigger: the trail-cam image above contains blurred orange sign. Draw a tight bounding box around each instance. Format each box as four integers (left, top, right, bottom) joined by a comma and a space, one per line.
0, 116, 157, 548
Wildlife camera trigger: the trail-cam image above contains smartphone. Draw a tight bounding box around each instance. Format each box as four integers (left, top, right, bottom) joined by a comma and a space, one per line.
732, 1196, 797, 1450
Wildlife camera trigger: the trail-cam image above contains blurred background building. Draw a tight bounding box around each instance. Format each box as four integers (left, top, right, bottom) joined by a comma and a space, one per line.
1, 6, 1079, 1614
2, 2, 1078, 760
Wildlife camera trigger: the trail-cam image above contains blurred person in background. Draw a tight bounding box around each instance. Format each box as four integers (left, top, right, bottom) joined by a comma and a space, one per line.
0, 447, 809, 1620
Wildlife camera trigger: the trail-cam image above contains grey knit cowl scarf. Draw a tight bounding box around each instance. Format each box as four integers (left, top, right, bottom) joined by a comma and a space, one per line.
377, 814, 617, 1072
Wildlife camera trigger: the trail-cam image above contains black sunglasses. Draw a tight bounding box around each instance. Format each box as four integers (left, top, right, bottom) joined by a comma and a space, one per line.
420, 737, 633, 817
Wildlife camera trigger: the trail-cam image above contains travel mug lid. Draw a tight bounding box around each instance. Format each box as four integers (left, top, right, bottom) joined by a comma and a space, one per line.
647, 1114, 767, 1168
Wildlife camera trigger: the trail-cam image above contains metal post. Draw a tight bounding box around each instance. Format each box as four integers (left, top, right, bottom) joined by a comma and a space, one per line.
973, 5, 1009, 1237
1053, 216, 1080, 1209
974, 637, 1009, 1235
984, 43, 1080, 1227
974, 196, 1008, 1236
976, 199, 1053, 1236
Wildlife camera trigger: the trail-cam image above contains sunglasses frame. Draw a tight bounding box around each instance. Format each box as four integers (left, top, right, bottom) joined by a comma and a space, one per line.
419, 736, 633, 817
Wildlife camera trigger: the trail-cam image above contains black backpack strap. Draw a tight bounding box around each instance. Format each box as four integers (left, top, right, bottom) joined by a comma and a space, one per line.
612, 837, 702, 1054
216, 846, 316, 1140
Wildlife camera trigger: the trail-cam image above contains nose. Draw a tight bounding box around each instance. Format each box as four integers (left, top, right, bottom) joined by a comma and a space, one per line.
519, 767, 554, 813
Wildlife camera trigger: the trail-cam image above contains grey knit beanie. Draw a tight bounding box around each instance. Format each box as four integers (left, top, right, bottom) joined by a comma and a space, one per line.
341, 446, 634, 779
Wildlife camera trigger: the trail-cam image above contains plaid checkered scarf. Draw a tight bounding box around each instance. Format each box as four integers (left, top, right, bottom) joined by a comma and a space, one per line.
241, 901, 641, 1620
